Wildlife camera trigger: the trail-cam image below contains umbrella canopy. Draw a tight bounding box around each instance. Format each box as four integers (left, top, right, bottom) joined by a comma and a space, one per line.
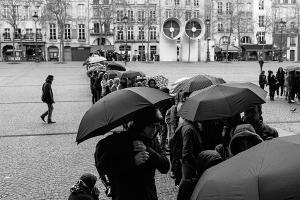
191, 135, 300, 200
171, 77, 191, 86
151, 75, 169, 88
76, 87, 172, 143
179, 82, 267, 121
106, 70, 122, 79
120, 70, 146, 79
172, 74, 225, 94
88, 55, 107, 64
106, 62, 126, 71
284, 65, 300, 72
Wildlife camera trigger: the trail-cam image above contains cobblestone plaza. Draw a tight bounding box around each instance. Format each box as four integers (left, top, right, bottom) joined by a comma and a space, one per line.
0, 61, 299, 199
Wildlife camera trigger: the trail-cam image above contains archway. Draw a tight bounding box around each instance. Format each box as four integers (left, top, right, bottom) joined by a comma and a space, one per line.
48, 46, 59, 61
92, 37, 111, 46
2, 45, 13, 61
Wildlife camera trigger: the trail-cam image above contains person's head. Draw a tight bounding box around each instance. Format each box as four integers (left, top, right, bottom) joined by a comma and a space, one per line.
278, 67, 283, 73
136, 81, 143, 87
79, 173, 97, 190
130, 106, 163, 140
244, 105, 261, 125
98, 72, 104, 79
268, 70, 273, 76
260, 70, 265, 75
196, 150, 223, 177
113, 77, 120, 85
229, 130, 263, 156
108, 79, 114, 87
103, 73, 109, 80
46, 75, 54, 83
148, 78, 157, 88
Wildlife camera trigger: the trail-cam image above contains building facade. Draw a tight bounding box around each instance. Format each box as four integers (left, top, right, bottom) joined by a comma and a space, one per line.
0, 0, 299, 62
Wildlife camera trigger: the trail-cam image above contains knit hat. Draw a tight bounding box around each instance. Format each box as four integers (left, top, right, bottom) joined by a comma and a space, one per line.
46, 75, 54, 80
197, 150, 223, 176
230, 130, 263, 156
232, 124, 256, 137
79, 173, 97, 190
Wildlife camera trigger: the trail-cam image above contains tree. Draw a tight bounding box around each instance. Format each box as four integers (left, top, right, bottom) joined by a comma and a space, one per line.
0, 0, 24, 62
40, 0, 69, 63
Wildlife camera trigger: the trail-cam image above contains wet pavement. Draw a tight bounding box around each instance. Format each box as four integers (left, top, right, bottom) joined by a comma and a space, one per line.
0, 61, 299, 199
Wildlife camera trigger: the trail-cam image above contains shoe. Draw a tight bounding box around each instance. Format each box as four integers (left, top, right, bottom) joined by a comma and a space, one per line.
40, 115, 45, 122
48, 120, 56, 124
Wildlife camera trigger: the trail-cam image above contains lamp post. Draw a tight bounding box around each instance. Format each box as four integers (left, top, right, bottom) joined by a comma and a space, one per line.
123, 14, 128, 66
279, 18, 286, 62
205, 17, 211, 62
256, 32, 260, 59
32, 11, 39, 62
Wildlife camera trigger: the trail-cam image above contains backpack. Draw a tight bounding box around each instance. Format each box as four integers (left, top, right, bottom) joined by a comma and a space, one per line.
94, 133, 117, 197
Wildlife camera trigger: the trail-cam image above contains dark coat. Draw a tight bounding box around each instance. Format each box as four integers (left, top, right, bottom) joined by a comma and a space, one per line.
276, 71, 285, 86
259, 74, 267, 86
180, 121, 204, 180
268, 75, 278, 90
259, 60, 264, 66
95, 131, 170, 200
41, 81, 54, 104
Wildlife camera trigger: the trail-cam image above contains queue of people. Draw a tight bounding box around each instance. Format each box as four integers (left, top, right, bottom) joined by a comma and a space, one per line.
259, 67, 300, 103
72, 70, 281, 200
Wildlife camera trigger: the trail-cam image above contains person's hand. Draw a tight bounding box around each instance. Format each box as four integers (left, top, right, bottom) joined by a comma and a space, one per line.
133, 140, 147, 152
134, 151, 149, 166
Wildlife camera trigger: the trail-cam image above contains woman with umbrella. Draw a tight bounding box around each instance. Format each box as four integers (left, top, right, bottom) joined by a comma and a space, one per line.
94, 106, 170, 200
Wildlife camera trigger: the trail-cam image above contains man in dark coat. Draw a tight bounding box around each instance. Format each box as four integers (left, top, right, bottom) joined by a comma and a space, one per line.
94, 106, 170, 200
41, 75, 55, 123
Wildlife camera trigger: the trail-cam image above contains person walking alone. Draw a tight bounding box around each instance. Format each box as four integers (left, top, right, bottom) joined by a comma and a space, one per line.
275, 67, 285, 97
258, 58, 264, 72
41, 75, 56, 123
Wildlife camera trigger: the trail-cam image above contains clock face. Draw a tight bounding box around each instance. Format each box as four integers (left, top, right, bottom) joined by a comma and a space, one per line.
163, 19, 181, 39
185, 19, 202, 38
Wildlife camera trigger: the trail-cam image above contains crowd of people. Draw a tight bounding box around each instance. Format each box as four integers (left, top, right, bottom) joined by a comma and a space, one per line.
259, 66, 300, 103
66, 67, 283, 200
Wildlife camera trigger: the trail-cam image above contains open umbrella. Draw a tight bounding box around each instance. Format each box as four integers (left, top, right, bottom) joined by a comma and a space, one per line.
172, 74, 225, 94
151, 75, 169, 88
88, 55, 107, 64
120, 70, 146, 79
106, 70, 122, 79
179, 82, 267, 121
76, 87, 172, 143
284, 64, 300, 72
191, 135, 300, 200
106, 62, 126, 71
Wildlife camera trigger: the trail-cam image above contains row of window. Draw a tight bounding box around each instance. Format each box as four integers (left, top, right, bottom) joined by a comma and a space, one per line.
1, 4, 85, 19
117, 26, 157, 41
2, 24, 86, 41
275, 0, 297, 4
115, 10, 156, 23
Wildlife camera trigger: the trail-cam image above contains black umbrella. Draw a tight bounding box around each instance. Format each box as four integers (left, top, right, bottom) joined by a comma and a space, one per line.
179, 82, 267, 121
106, 62, 126, 71
172, 74, 225, 94
76, 87, 172, 143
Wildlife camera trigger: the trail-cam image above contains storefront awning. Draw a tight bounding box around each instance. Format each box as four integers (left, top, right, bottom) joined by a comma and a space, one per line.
241, 44, 275, 51
215, 45, 241, 52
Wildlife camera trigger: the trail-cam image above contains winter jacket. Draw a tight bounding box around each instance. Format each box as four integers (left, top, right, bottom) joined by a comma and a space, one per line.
252, 121, 278, 140
276, 71, 285, 86
95, 131, 170, 200
180, 121, 204, 180
268, 75, 278, 90
41, 81, 54, 104
259, 74, 267, 86
68, 180, 100, 200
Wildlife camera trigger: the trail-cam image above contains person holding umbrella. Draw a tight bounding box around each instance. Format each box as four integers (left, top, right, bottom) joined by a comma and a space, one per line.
94, 106, 170, 200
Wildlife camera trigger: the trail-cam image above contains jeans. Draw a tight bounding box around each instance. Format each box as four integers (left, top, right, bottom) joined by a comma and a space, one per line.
41, 103, 54, 121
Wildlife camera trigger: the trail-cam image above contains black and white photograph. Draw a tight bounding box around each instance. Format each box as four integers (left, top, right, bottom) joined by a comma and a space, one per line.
1, 0, 300, 199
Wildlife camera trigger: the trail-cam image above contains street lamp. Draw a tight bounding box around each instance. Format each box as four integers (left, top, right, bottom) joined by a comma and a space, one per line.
256, 32, 260, 59
279, 18, 286, 62
32, 11, 39, 62
123, 14, 129, 66
205, 17, 211, 62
